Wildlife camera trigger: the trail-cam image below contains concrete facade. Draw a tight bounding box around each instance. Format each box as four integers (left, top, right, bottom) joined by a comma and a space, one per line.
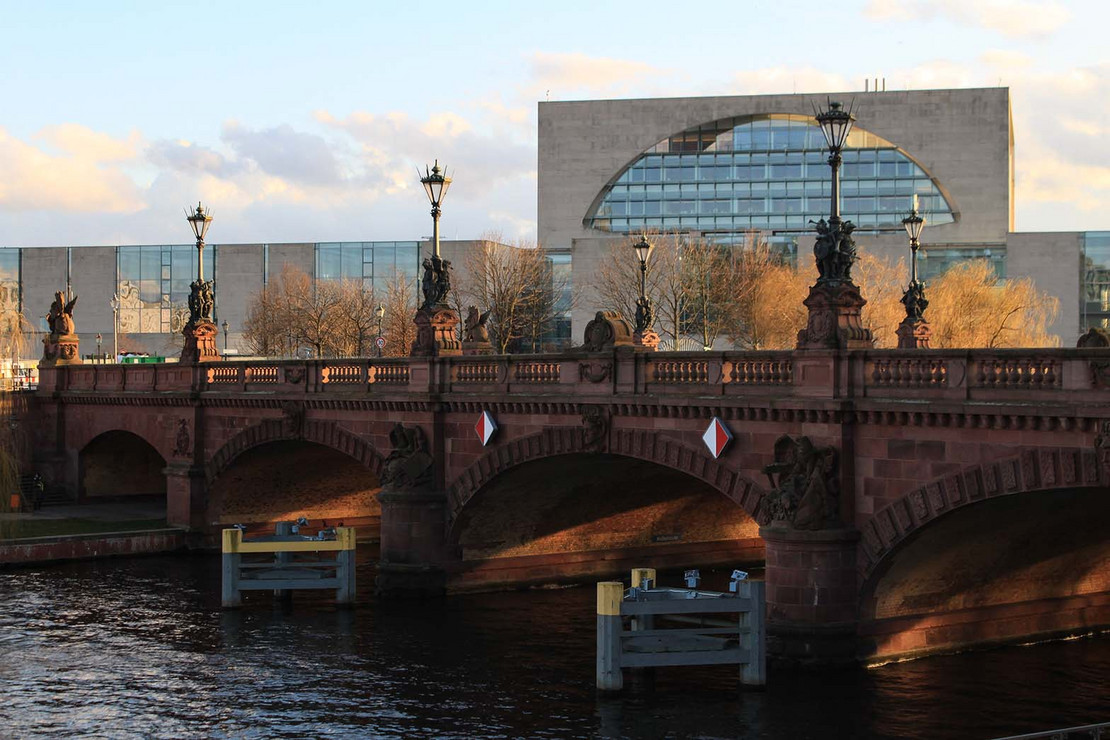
537, 87, 1086, 344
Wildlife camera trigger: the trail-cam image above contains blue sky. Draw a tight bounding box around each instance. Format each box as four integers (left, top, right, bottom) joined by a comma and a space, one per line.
1, 0, 1106, 246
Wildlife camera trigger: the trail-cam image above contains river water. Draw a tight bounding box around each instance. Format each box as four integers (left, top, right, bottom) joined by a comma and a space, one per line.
1, 554, 1108, 739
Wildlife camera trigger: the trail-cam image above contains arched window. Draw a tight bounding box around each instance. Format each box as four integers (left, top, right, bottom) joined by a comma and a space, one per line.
586, 114, 956, 236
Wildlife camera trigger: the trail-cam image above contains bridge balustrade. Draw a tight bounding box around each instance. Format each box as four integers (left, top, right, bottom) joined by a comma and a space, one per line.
36, 347, 1110, 404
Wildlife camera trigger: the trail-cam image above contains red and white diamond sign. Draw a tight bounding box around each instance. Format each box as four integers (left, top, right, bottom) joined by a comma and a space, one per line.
702, 417, 732, 459
474, 411, 498, 446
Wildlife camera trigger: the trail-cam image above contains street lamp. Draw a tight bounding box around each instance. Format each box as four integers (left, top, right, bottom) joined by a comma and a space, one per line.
812, 100, 858, 284
222, 320, 229, 356
897, 194, 931, 349
95, 333, 102, 362
420, 160, 452, 259
186, 202, 213, 286
632, 235, 654, 336
109, 293, 120, 361
375, 303, 385, 358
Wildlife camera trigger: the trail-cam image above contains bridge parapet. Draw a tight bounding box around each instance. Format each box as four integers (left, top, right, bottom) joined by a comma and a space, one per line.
37, 347, 1110, 406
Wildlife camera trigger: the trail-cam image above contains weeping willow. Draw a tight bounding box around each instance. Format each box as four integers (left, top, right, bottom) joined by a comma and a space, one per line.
0, 303, 33, 529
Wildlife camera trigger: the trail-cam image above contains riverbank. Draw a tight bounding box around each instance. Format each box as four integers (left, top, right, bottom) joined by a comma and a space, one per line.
0, 498, 186, 566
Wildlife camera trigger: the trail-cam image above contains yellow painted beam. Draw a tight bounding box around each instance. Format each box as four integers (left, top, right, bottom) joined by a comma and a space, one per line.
222, 527, 357, 553
597, 581, 624, 616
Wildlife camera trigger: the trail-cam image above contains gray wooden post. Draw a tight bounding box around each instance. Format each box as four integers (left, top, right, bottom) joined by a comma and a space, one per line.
596, 581, 624, 691
221, 529, 241, 608
741, 580, 766, 687
336, 527, 356, 605
273, 522, 293, 602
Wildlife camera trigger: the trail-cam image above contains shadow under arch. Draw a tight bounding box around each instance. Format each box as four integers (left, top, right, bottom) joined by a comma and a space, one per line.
445, 428, 768, 590
79, 429, 167, 499
205, 419, 386, 530
857, 447, 1110, 660
206, 418, 384, 485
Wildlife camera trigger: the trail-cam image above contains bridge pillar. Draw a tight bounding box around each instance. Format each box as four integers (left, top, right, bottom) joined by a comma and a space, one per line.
376, 488, 448, 597
164, 464, 207, 530
760, 526, 860, 665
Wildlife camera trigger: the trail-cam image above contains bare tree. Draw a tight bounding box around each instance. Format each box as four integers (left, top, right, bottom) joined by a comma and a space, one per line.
854, 250, 908, 348
381, 271, 417, 358
460, 238, 569, 353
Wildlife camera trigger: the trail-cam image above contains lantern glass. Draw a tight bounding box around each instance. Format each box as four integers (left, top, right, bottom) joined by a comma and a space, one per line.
186, 202, 212, 241
633, 236, 653, 266
421, 161, 452, 205
816, 102, 855, 151
375, 303, 385, 318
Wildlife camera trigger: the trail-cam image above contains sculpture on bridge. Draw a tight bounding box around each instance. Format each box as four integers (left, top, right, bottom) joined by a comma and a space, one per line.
40, 290, 83, 367
381, 423, 434, 490
759, 435, 840, 530
462, 305, 493, 355
581, 311, 634, 352
1077, 326, 1110, 348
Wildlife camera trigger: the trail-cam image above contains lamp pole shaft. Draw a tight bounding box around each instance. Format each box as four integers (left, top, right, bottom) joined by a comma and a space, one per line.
377, 317, 383, 358
112, 299, 119, 360
432, 205, 441, 259
829, 151, 842, 222
639, 261, 646, 302
910, 239, 919, 284
197, 238, 204, 283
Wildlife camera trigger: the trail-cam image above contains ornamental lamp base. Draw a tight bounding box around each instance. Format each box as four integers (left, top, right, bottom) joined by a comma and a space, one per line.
895, 317, 932, 349
411, 307, 462, 357
40, 333, 83, 367
180, 319, 221, 364
796, 281, 875, 350
632, 329, 660, 351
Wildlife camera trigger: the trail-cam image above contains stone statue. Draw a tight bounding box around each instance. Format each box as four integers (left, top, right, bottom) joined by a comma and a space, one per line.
581, 311, 634, 352
634, 295, 654, 335
380, 422, 435, 490
464, 306, 491, 343
901, 280, 929, 321
1078, 327, 1110, 348
47, 291, 78, 336
420, 255, 452, 311
187, 279, 214, 324
811, 218, 858, 284
760, 435, 840, 530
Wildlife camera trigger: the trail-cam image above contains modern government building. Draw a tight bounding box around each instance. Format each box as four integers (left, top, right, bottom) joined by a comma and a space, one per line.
1, 86, 1107, 363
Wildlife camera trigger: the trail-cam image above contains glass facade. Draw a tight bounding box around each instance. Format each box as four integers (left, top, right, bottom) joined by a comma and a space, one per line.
315, 241, 421, 294
919, 246, 1006, 282
589, 114, 955, 236
117, 244, 215, 335
549, 252, 572, 346
1083, 232, 1110, 329
0, 248, 19, 313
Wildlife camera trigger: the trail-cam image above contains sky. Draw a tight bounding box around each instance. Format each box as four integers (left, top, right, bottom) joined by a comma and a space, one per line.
1, 0, 1107, 247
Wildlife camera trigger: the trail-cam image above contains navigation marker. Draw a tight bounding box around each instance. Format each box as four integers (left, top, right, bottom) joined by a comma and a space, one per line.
475, 410, 497, 446
702, 416, 732, 459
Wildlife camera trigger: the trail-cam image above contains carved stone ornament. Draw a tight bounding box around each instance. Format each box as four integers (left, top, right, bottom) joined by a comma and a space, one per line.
812, 217, 858, 285
283, 364, 306, 385
380, 422, 435, 490
40, 290, 83, 368
463, 306, 491, 343
1096, 420, 1110, 479
581, 405, 610, 452
578, 360, 612, 383
797, 281, 874, 350
281, 401, 306, 438
180, 318, 220, 364
1091, 362, 1110, 389
173, 419, 191, 457
411, 307, 462, 357
46, 291, 78, 336
581, 311, 634, 352
1078, 327, 1110, 348
759, 435, 841, 531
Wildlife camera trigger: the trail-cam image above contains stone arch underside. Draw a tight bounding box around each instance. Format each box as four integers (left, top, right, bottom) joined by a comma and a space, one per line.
79, 430, 167, 499
858, 447, 1110, 660
446, 428, 768, 589
205, 419, 385, 529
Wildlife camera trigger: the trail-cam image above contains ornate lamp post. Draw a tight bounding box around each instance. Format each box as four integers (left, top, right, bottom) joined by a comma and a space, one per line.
179, 202, 220, 363
95, 333, 102, 362
896, 195, 932, 349
631, 235, 659, 350
222, 319, 230, 356
411, 161, 461, 357
375, 303, 385, 358
796, 100, 874, 350
110, 293, 119, 361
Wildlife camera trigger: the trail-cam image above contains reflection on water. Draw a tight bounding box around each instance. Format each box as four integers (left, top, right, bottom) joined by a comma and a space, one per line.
1, 554, 1108, 739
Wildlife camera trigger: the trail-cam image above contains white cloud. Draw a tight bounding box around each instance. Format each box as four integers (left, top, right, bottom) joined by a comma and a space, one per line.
865, 0, 1071, 39
524, 51, 675, 100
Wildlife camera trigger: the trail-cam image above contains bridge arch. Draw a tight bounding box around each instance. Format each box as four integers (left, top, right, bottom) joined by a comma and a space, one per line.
857, 446, 1110, 657
448, 426, 767, 527
79, 429, 167, 499
205, 418, 386, 528
859, 446, 1105, 582
206, 418, 384, 485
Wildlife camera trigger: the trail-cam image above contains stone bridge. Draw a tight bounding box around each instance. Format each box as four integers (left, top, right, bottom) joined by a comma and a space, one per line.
30, 348, 1110, 664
